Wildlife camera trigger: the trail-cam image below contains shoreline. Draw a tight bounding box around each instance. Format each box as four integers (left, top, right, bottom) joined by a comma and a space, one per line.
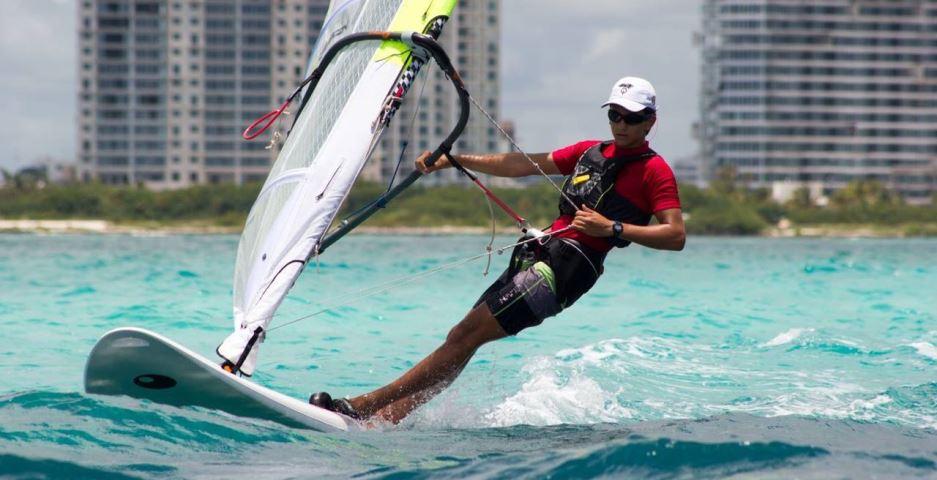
1, 218, 933, 238
0, 219, 502, 236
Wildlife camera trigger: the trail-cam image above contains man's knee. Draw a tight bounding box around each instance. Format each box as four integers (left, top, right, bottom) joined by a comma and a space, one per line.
445, 305, 505, 348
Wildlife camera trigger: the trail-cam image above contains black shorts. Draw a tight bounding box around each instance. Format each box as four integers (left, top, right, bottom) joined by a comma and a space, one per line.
475, 238, 604, 335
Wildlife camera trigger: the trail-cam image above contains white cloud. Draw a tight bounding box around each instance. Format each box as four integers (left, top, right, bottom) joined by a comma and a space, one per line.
0, 0, 77, 169
584, 29, 629, 63
502, 0, 701, 159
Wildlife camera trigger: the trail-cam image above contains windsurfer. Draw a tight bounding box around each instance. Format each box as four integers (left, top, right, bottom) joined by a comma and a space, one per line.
311, 76, 686, 423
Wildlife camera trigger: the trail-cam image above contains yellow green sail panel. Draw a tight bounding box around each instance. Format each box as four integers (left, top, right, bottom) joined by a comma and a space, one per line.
376, 0, 459, 64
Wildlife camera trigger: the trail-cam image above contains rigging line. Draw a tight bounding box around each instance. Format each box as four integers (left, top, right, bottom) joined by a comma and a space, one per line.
266, 226, 574, 334
421, 0, 438, 19
466, 94, 579, 212
481, 192, 495, 276
391, 60, 433, 189
269, 253, 489, 333
329, 60, 433, 225
401, 63, 498, 276
373, 49, 411, 65
445, 155, 529, 228
246, 35, 417, 141
386, 140, 408, 191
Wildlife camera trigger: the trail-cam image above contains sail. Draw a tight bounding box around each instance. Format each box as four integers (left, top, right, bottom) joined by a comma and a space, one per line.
218, 0, 459, 375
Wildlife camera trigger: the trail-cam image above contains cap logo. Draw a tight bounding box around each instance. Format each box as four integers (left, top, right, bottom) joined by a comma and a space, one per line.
618, 83, 633, 95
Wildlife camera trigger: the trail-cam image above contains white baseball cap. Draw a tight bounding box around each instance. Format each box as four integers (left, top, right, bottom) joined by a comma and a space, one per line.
602, 76, 657, 112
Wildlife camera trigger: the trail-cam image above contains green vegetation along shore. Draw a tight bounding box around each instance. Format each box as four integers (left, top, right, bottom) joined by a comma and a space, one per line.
1, 179, 935, 236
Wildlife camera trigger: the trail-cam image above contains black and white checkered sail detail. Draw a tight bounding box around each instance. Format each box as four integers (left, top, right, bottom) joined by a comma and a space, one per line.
375, 17, 449, 129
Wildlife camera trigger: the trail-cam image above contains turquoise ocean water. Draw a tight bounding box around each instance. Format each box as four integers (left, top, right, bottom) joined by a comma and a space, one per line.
1, 233, 935, 478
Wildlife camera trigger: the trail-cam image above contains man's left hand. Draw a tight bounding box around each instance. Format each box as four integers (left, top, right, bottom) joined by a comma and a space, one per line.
571, 205, 614, 237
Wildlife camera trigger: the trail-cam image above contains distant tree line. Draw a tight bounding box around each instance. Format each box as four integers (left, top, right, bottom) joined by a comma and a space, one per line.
0, 180, 258, 226
1, 173, 935, 235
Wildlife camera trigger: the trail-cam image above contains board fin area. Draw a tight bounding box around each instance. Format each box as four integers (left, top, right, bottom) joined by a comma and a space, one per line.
84, 327, 357, 431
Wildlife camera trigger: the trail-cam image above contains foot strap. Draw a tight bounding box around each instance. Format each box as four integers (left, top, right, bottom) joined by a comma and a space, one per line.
309, 391, 363, 420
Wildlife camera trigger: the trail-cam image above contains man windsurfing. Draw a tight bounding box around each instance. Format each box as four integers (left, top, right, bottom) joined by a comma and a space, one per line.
311, 76, 686, 423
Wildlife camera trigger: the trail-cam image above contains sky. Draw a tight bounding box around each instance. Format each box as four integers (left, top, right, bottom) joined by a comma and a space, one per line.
0, 0, 701, 171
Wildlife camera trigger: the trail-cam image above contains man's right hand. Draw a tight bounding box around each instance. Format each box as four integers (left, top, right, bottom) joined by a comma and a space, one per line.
414, 150, 451, 174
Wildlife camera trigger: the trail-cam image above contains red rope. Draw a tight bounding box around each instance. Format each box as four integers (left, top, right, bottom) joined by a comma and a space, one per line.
469, 177, 526, 226
242, 99, 291, 140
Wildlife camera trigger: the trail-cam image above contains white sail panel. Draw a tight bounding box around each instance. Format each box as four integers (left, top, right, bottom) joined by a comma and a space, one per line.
233, 1, 397, 326
220, 0, 458, 375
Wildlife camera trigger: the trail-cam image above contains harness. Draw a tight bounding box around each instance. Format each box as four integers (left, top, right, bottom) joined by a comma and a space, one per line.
508, 237, 605, 309
558, 141, 657, 248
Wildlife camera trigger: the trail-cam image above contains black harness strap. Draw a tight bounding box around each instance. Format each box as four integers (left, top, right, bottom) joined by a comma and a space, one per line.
557, 142, 657, 248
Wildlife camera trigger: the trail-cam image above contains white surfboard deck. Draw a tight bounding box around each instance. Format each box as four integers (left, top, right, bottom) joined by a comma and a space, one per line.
84, 327, 357, 431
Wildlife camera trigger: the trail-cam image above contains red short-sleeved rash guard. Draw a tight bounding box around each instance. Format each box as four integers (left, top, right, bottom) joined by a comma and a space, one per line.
548, 140, 681, 253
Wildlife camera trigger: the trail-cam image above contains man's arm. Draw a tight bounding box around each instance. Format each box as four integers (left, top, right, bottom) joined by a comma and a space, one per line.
623, 208, 686, 251
572, 206, 686, 251
415, 151, 561, 177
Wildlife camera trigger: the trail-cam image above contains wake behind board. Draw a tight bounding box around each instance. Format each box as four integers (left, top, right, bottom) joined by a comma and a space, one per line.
84, 327, 356, 431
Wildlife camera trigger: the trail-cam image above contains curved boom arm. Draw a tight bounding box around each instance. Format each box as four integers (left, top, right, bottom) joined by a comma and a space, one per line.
299, 32, 471, 256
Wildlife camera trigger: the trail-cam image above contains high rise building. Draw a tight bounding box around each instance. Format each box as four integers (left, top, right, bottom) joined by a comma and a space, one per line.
670, 154, 706, 188
699, 0, 937, 204
78, 0, 329, 187
78, 0, 503, 189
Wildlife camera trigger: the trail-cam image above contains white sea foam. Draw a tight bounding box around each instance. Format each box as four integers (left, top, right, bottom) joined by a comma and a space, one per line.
410, 385, 486, 430
908, 342, 937, 360
849, 394, 893, 417
762, 328, 814, 347
482, 340, 657, 427
482, 336, 741, 427
470, 333, 935, 431
720, 378, 872, 419
484, 357, 634, 427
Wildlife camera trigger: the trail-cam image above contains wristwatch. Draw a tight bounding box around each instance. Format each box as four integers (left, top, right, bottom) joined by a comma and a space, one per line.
611, 221, 623, 239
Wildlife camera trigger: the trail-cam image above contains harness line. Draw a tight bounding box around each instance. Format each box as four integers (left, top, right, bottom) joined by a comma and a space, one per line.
466, 94, 579, 212
267, 225, 573, 334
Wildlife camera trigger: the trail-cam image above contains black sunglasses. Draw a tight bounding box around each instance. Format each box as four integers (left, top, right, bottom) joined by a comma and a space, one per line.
607, 109, 652, 125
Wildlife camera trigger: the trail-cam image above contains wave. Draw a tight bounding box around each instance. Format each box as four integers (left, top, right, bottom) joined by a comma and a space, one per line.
0, 453, 156, 480
3, 391, 936, 479
367, 414, 937, 479
762, 328, 814, 347
908, 342, 937, 361
371, 438, 829, 479
0, 390, 310, 448
459, 336, 937, 431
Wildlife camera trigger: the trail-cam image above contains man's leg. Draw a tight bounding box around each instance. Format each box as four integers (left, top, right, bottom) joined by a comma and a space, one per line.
370, 355, 471, 423
346, 303, 507, 421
